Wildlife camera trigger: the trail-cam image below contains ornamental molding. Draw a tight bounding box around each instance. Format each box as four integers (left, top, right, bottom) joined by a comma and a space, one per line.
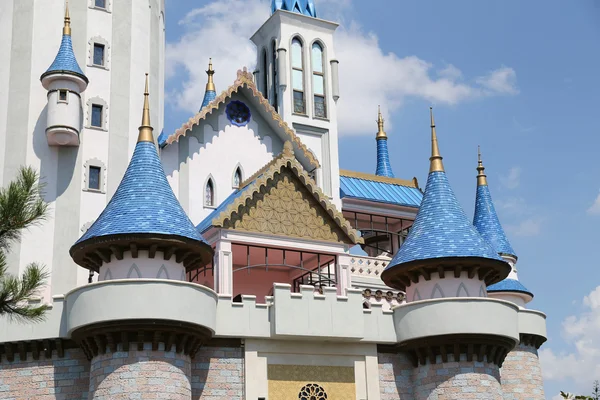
165, 68, 320, 170
211, 142, 361, 245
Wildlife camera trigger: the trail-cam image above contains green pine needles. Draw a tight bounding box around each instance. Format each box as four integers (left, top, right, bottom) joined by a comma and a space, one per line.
0, 166, 50, 322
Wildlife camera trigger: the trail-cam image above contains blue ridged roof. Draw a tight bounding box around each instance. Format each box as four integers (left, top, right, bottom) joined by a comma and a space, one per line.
157, 130, 168, 148
43, 34, 87, 81
271, 0, 317, 17
487, 278, 533, 297
473, 184, 516, 258
376, 139, 395, 178
197, 189, 245, 233
340, 174, 422, 208
386, 171, 504, 268
201, 89, 217, 110
76, 141, 206, 244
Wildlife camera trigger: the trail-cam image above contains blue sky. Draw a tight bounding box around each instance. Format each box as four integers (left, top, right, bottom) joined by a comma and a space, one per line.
163, 0, 600, 396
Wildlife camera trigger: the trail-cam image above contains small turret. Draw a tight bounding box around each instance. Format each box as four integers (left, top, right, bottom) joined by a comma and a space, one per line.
271, 0, 317, 17
40, 2, 88, 146
375, 106, 395, 178
200, 58, 217, 110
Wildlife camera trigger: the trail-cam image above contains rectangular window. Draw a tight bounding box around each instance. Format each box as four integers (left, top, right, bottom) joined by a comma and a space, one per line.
91, 104, 103, 128
93, 44, 105, 66
314, 95, 326, 118
58, 90, 68, 102
293, 91, 305, 114
89, 166, 101, 190
94, 0, 106, 8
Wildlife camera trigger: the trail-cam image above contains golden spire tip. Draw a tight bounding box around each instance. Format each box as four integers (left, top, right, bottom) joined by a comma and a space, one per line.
206, 58, 216, 91
376, 105, 387, 139
429, 107, 444, 173
137, 73, 154, 143
63, 0, 71, 36
476, 145, 488, 186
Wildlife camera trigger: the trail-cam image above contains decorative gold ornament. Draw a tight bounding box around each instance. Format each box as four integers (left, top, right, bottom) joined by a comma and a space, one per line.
63, 1, 71, 36
376, 105, 387, 140
476, 145, 488, 186
206, 58, 216, 92
137, 73, 154, 143
429, 107, 445, 173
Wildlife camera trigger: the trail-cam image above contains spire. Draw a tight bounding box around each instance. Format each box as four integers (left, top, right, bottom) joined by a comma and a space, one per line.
375, 106, 395, 178
137, 74, 154, 143
477, 146, 488, 186
473, 148, 517, 259
63, 1, 71, 36
429, 107, 444, 173
200, 59, 217, 110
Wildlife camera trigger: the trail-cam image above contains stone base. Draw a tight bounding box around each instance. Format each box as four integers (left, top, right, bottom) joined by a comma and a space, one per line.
500, 343, 545, 400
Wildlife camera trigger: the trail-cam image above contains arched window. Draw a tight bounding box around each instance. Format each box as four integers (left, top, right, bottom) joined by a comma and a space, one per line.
291, 37, 305, 114
261, 49, 268, 99
271, 41, 279, 112
312, 42, 326, 118
205, 178, 215, 207
233, 167, 242, 188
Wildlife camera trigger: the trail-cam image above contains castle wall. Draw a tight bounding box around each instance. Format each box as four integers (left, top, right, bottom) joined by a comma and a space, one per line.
0, 348, 89, 399
191, 345, 244, 400
378, 352, 414, 400
499, 344, 545, 400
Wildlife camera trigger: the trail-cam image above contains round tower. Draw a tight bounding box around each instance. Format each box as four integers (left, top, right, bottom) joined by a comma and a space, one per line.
40, 3, 88, 146
67, 76, 215, 399
381, 108, 518, 400
472, 149, 546, 400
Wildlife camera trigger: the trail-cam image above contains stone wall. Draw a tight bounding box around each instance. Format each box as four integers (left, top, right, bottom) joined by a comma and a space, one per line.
191, 345, 244, 400
88, 344, 191, 399
0, 348, 89, 399
500, 344, 545, 400
378, 352, 414, 400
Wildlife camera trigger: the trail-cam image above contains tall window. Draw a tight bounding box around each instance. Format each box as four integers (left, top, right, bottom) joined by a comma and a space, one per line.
291, 38, 305, 114
233, 167, 242, 188
89, 166, 101, 191
262, 49, 268, 100
93, 43, 105, 66
91, 104, 103, 128
272, 41, 279, 112
312, 42, 326, 118
205, 179, 214, 207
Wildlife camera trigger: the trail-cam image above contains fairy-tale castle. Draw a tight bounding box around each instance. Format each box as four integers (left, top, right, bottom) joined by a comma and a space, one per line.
0, 0, 547, 399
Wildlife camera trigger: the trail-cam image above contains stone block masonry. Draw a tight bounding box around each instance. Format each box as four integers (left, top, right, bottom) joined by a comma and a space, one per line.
0, 348, 90, 400
379, 352, 414, 400
89, 343, 191, 400
500, 344, 545, 400
191, 346, 244, 400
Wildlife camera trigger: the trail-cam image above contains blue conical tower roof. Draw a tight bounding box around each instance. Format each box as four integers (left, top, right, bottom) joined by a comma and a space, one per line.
382, 109, 509, 290
41, 5, 87, 83
200, 59, 217, 111
473, 150, 517, 258
271, 0, 317, 18
375, 107, 395, 178
71, 76, 212, 272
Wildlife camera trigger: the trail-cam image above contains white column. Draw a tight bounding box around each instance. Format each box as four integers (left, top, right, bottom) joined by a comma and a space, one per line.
337, 255, 352, 296
214, 240, 233, 295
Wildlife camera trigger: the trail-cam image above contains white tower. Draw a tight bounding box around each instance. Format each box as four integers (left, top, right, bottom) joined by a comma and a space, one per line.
251, 0, 342, 206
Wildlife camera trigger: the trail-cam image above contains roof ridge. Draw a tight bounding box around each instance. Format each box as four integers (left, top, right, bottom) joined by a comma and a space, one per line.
340, 169, 418, 188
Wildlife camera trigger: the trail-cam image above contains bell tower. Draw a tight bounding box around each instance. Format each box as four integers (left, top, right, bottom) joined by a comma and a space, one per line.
250, 1, 342, 207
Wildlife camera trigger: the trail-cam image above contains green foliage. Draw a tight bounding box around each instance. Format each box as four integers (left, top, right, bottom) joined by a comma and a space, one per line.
561, 381, 600, 400
0, 167, 50, 322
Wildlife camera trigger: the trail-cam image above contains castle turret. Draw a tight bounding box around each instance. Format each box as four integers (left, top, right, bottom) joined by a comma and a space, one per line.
200, 58, 217, 110
473, 148, 533, 307
40, 3, 88, 146
68, 76, 216, 399
375, 106, 395, 178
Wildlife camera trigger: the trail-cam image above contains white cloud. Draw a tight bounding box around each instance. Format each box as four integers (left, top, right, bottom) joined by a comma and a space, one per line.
505, 217, 543, 237
166, 0, 519, 136
500, 167, 521, 189
540, 286, 600, 394
495, 196, 527, 216
587, 191, 600, 215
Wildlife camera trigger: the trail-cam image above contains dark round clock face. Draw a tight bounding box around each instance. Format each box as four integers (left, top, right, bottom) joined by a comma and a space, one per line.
226, 100, 251, 127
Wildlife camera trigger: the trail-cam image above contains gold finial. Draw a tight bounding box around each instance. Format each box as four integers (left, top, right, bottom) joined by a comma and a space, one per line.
206, 58, 216, 92
476, 145, 488, 186
63, 1, 71, 36
137, 73, 154, 143
429, 107, 444, 173
376, 106, 387, 140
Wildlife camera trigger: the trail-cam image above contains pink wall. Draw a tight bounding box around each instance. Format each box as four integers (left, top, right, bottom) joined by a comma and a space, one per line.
233, 268, 292, 302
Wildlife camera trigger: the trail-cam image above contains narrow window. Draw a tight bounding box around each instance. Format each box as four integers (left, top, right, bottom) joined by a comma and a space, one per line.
262, 49, 268, 100
233, 167, 242, 188
291, 38, 305, 114
205, 179, 214, 207
91, 104, 103, 128
93, 43, 105, 66
58, 90, 68, 102
272, 41, 278, 112
94, 0, 106, 8
89, 166, 101, 190
312, 42, 326, 118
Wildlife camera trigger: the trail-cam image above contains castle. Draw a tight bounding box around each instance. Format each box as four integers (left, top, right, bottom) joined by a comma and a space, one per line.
0, 0, 547, 399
